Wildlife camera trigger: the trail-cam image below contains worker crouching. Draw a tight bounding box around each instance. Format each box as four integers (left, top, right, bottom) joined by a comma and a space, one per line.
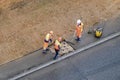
43, 31, 54, 53
53, 37, 62, 60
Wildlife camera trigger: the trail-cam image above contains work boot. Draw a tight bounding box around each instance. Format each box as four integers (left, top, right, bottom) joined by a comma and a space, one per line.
46, 48, 49, 51
75, 38, 81, 42
42, 50, 47, 54
78, 38, 81, 41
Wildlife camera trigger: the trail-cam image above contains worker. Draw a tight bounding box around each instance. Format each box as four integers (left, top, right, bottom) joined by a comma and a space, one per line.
75, 19, 84, 41
53, 37, 62, 60
43, 31, 54, 53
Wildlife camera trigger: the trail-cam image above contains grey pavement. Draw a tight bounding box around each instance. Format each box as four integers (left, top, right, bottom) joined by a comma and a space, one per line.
19, 35, 120, 80
0, 16, 120, 80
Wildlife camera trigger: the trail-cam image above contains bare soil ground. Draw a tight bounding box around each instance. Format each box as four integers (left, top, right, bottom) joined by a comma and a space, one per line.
0, 0, 120, 65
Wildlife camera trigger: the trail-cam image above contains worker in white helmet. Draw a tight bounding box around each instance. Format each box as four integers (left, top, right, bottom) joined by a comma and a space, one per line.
43, 31, 54, 53
75, 19, 84, 41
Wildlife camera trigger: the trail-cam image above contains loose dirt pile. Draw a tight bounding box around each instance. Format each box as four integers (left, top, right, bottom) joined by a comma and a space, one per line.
0, 0, 120, 65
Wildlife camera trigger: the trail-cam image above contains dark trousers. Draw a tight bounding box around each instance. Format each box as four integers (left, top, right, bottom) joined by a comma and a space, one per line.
53, 49, 59, 60
76, 36, 81, 41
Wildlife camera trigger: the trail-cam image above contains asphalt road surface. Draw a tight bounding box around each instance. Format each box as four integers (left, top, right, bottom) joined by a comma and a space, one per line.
19, 36, 120, 80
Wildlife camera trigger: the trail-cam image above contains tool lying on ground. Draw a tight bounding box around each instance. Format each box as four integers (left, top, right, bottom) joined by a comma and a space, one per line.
62, 38, 75, 45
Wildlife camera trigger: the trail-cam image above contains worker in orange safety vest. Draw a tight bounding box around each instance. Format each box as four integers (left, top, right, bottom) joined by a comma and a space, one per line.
53, 37, 62, 60
75, 19, 84, 41
43, 31, 54, 53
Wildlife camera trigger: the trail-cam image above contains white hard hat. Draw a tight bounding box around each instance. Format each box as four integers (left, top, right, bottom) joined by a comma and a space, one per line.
77, 19, 81, 25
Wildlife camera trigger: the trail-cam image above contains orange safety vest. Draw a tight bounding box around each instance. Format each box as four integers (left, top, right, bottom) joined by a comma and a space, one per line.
76, 23, 83, 37
54, 40, 61, 50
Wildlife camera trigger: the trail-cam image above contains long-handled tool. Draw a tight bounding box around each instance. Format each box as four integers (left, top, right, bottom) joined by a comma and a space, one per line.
62, 38, 75, 45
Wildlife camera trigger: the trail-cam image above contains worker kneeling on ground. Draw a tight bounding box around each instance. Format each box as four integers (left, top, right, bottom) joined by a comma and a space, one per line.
43, 31, 54, 53
53, 37, 62, 60
75, 19, 84, 41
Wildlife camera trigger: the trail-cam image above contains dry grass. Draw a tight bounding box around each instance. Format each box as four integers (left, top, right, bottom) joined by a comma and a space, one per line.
0, 0, 120, 65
